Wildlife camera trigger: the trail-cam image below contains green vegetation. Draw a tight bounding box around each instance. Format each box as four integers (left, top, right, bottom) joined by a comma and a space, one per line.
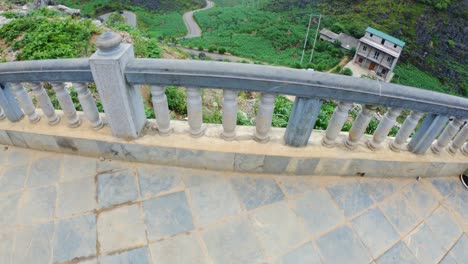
181, 6, 342, 69
0, 8, 98, 60
392, 63, 455, 95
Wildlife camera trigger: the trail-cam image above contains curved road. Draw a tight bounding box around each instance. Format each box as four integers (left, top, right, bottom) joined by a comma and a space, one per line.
182, 0, 214, 38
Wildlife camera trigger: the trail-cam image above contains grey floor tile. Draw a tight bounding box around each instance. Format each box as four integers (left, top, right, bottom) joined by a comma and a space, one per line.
7, 150, 31, 166
101, 247, 150, 264
97, 159, 130, 172
316, 225, 372, 264
249, 202, 309, 257
27, 156, 62, 187
97, 204, 146, 253
0, 191, 21, 228
431, 178, 459, 197
274, 242, 323, 264
326, 181, 374, 217
376, 242, 418, 264
137, 166, 183, 198
402, 182, 438, 218
12, 222, 54, 264
0, 230, 14, 264
360, 179, 402, 202
149, 233, 208, 264
18, 186, 56, 225
351, 208, 399, 258
181, 171, 222, 187
202, 217, 264, 264
439, 253, 457, 264
444, 188, 468, 219
291, 188, 345, 237
53, 214, 96, 262
379, 193, 421, 235
234, 153, 264, 172
449, 234, 467, 263
143, 191, 194, 241
426, 206, 462, 250
97, 169, 138, 208
277, 177, 321, 197
62, 155, 97, 181
77, 259, 98, 264
231, 177, 284, 211
0, 165, 28, 194
403, 223, 445, 264
56, 177, 96, 217
188, 179, 242, 227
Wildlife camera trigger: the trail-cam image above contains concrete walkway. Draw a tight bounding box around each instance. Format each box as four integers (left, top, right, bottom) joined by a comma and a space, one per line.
182, 0, 215, 38
0, 146, 466, 264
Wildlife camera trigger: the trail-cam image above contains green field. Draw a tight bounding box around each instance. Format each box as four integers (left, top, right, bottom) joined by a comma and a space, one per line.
180, 6, 343, 69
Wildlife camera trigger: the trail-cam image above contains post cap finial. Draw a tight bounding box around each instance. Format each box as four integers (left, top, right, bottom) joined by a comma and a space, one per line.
96, 31, 122, 52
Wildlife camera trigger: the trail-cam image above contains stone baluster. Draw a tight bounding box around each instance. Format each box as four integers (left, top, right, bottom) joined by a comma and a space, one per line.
431, 118, 465, 154
221, 89, 238, 140
447, 123, 468, 155
150, 85, 172, 135
389, 111, 424, 152
284, 97, 322, 147
51, 82, 81, 128
367, 108, 402, 150
408, 113, 449, 155
89, 31, 146, 139
462, 142, 468, 156
30, 82, 60, 126
72, 82, 103, 129
254, 93, 275, 143
344, 105, 376, 149
322, 101, 353, 147
0, 106, 5, 120
186, 87, 204, 137
9, 83, 41, 123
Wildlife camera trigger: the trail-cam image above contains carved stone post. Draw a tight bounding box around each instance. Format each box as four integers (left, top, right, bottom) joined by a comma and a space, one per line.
9, 83, 40, 123
447, 123, 468, 155
367, 107, 402, 150
89, 31, 146, 139
186, 87, 204, 137
284, 97, 322, 147
344, 105, 376, 149
431, 118, 465, 154
322, 101, 353, 147
221, 89, 238, 140
150, 85, 172, 135
30, 82, 60, 126
389, 111, 424, 152
51, 82, 81, 128
72, 82, 103, 129
408, 113, 448, 155
254, 93, 275, 143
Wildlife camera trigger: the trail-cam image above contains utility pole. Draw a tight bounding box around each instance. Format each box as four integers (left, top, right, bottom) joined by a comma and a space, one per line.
309, 14, 322, 63
300, 14, 313, 66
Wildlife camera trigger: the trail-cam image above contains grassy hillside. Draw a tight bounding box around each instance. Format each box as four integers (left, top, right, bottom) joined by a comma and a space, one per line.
263, 0, 466, 96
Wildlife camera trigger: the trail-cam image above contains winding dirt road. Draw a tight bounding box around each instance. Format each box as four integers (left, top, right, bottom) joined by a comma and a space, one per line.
182, 0, 214, 38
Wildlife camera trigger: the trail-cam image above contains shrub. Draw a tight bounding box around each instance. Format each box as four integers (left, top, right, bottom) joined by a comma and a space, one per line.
218, 47, 226, 54
208, 46, 216, 52
198, 45, 204, 51
342, 68, 353, 76
165, 86, 187, 115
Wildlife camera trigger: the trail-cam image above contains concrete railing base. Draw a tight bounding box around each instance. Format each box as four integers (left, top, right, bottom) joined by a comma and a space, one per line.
0, 111, 466, 178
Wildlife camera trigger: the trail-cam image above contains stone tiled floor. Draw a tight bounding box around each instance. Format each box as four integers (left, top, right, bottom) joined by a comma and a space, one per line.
0, 146, 467, 264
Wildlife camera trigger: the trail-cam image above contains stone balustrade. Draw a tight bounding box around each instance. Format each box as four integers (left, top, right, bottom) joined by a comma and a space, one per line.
0, 31, 467, 175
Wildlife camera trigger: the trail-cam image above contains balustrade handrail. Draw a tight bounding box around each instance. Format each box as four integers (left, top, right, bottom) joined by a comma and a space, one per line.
0, 59, 93, 82
125, 59, 468, 117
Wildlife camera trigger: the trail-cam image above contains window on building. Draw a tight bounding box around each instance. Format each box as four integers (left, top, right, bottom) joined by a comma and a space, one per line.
394, 44, 397, 48
370, 33, 373, 37
373, 51, 380, 59
363, 45, 367, 51
387, 56, 393, 63
381, 39, 385, 45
